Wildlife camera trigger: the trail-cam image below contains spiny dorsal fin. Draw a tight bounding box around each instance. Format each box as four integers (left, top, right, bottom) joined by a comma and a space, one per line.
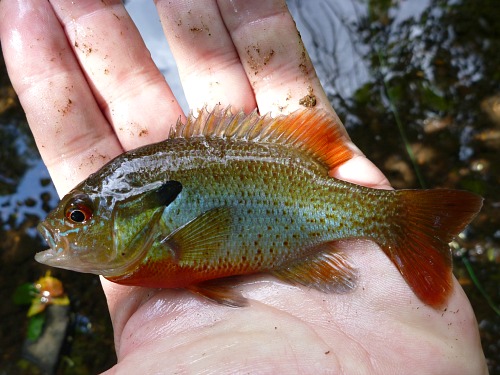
170, 106, 355, 171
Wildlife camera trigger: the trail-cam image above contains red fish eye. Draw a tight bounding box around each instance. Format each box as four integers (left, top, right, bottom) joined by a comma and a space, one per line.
65, 195, 93, 224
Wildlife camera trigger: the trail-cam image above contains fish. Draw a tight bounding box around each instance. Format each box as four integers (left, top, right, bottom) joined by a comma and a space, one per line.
35, 107, 483, 307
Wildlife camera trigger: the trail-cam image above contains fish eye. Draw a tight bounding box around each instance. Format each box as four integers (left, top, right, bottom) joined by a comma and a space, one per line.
65, 194, 93, 224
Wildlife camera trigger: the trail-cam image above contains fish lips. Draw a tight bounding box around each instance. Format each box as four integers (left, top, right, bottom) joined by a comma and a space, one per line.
35, 223, 68, 266
36, 222, 72, 267
36, 222, 112, 275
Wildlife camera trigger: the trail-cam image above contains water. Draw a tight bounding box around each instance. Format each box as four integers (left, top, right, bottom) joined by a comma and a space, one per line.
1, 0, 499, 373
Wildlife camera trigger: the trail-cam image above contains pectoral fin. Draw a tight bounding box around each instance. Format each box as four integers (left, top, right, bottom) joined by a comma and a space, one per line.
271, 242, 358, 293
161, 207, 233, 262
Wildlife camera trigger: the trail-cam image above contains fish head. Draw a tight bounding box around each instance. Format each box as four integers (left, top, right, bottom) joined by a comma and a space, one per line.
36, 175, 182, 277
36, 189, 121, 275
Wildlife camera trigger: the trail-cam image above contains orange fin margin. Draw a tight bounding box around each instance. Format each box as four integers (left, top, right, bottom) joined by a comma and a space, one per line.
381, 189, 483, 307
171, 106, 355, 171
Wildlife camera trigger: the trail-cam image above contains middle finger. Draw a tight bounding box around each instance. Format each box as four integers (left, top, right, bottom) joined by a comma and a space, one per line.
156, 0, 256, 113
49, 0, 185, 149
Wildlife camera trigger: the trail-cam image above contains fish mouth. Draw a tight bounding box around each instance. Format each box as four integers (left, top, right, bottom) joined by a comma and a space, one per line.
35, 248, 60, 266
37, 222, 57, 249
35, 222, 111, 275
35, 222, 70, 267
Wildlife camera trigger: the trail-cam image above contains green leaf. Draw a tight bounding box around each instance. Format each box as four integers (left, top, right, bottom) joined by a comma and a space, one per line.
27, 313, 45, 341
420, 82, 449, 111
353, 83, 374, 105
387, 84, 403, 104
459, 178, 487, 196
13, 283, 37, 305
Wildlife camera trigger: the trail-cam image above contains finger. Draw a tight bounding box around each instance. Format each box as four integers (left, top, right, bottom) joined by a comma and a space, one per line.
48, 0, 185, 149
0, 0, 120, 195
155, 0, 256, 113
217, 0, 334, 117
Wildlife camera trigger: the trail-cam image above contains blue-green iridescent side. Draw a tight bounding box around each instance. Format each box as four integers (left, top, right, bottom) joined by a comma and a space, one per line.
85, 136, 394, 274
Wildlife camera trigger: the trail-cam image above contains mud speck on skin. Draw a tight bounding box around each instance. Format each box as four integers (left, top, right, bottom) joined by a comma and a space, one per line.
83, 153, 109, 169
263, 49, 275, 66
299, 86, 317, 108
299, 63, 308, 75
245, 44, 276, 76
189, 24, 211, 36
74, 41, 94, 57
57, 98, 73, 116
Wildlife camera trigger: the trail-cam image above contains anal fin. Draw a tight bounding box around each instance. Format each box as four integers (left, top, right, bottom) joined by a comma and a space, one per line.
271, 242, 358, 294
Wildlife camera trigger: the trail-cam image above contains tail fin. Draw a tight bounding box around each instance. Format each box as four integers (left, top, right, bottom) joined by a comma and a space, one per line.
378, 189, 483, 307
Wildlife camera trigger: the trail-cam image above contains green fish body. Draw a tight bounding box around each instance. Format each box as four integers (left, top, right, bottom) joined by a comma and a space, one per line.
36, 108, 483, 307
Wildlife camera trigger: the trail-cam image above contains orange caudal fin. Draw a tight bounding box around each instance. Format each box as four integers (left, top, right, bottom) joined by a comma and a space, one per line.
380, 189, 483, 307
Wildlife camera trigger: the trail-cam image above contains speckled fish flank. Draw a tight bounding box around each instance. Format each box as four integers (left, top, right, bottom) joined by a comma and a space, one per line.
36, 107, 483, 307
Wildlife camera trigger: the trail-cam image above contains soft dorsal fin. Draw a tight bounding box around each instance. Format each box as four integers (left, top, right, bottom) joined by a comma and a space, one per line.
170, 106, 355, 171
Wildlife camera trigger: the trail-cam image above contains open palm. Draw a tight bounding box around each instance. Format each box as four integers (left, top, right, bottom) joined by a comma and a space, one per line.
0, 0, 487, 373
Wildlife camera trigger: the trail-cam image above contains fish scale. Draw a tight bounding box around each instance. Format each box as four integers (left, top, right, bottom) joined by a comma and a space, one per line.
160, 140, 358, 253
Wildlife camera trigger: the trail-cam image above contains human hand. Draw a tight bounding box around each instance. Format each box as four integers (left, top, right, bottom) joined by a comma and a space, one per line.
0, 0, 487, 373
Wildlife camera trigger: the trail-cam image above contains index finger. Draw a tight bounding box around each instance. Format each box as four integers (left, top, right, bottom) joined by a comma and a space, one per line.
48, 0, 185, 150
0, 0, 120, 195
0, 0, 185, 196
